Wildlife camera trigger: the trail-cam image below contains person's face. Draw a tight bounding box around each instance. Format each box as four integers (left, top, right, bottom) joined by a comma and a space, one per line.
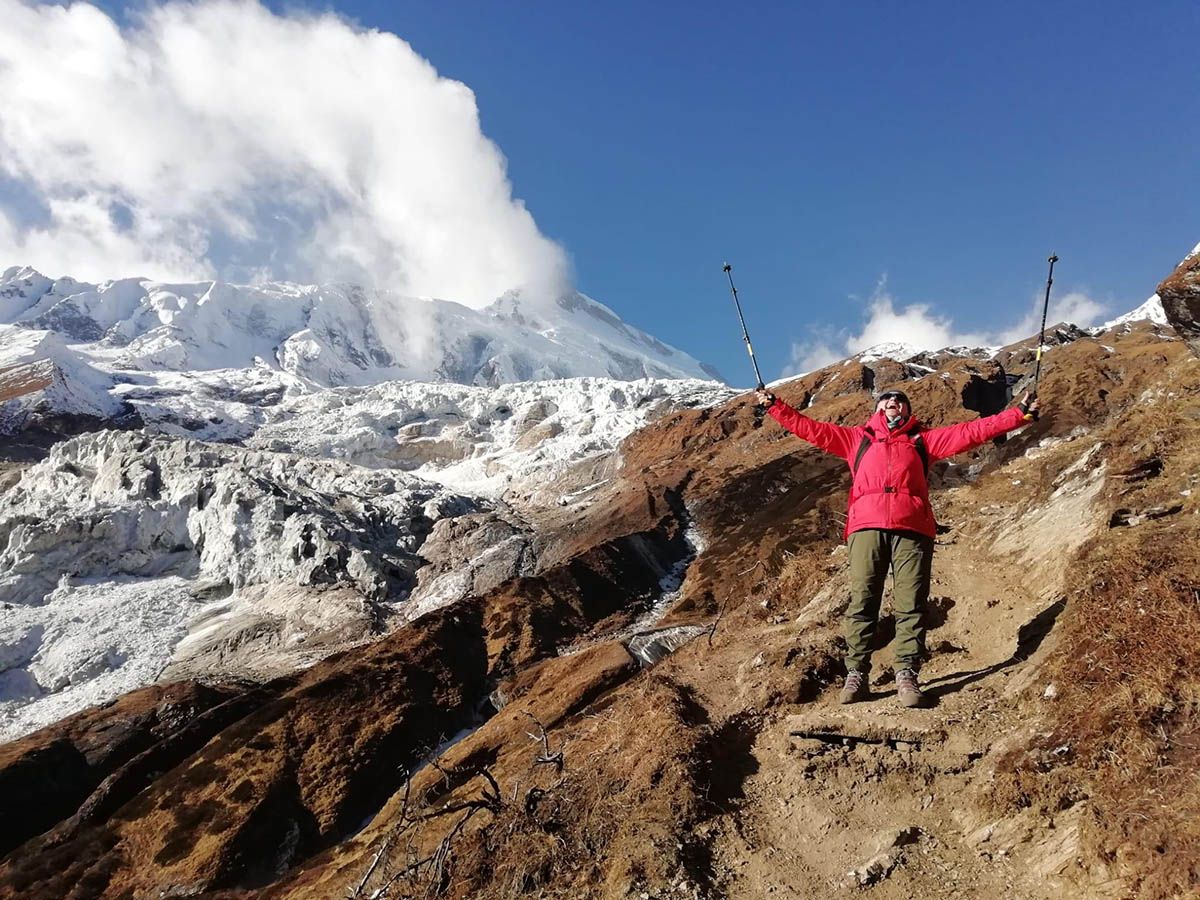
876, 393, 910, 418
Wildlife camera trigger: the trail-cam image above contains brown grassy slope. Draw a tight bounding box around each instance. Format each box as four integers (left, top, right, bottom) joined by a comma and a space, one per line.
0, 605, 490, 898
994, 348, 1200, 898
0, 681, 250, 858
0, 361, 53, 404
278, 646, 709, 900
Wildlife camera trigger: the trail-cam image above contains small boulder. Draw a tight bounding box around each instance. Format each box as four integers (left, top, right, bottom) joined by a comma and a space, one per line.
844, 851, 898, 888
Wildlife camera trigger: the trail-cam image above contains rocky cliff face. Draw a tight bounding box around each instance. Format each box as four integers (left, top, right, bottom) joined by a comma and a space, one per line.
1157, 242, 1200, 359
0, 264, 1196, 898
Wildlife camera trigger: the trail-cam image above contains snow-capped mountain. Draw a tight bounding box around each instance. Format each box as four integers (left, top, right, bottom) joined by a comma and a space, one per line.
0, 265, 733, 740
1101, 294, 1168, 331
0, 375, 734, 741
0, 266, 720, 389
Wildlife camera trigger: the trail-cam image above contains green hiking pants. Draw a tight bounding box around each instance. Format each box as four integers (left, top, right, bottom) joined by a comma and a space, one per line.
845, 528, 934, 673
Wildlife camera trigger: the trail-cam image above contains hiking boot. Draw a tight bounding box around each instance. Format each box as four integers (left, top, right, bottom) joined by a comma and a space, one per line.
896, 668, 924, 708
839, 670, 868, 704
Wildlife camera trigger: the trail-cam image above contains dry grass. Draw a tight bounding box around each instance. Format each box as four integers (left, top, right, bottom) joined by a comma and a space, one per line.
373, 673, 712, 900
996, 388, 1200, 898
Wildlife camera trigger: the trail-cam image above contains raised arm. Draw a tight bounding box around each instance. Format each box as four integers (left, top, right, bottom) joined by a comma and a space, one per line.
921, 405, 1030, 461
762, 396, 860, 461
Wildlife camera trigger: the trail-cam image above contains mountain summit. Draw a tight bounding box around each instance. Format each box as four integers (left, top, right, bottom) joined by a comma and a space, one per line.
0, 267, 721, 389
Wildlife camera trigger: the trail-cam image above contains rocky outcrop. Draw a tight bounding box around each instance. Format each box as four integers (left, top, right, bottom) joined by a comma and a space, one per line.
1157, 242, 1200, 358
402, 511, 534, 622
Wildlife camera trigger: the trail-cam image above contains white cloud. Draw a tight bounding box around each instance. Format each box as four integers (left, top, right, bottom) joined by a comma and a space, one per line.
784, 277, 1109, 376
992, 290, 1107, 346
0, 0, 568, 305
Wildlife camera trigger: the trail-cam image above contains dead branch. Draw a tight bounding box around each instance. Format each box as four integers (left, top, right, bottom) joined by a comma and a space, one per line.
366, 718, 572, 898
523, 712, 565, 773
477, 766, 504, 808
424, 807, 481, 899
374, 773, 497, 900
350, 776, 414, 898
707, 585, 736, 647
736, 558, 764, 578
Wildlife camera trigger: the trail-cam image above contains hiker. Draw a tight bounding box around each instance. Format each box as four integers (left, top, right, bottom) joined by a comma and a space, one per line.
753, 387, 1039, 707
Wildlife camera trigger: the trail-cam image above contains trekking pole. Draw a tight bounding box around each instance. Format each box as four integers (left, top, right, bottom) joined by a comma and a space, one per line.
722, 263, 766, 394
1030, 254, 1058, 421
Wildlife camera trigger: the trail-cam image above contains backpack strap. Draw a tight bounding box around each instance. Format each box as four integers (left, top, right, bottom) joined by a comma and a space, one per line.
912, 431, 930, 477
852, 425, 930, 478
852, 434, 872, 477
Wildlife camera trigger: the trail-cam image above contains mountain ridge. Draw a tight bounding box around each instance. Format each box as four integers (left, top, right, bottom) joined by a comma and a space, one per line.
0, 266, 722, 390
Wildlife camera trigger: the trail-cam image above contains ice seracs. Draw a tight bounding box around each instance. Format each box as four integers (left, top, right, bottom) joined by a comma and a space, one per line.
0, 429, 481, 741
0, 375, 734, 741
246, 377, 736, 502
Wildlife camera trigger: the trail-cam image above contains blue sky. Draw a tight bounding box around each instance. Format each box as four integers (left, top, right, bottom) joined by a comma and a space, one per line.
5, 0, 1199, 384
356, 1, 1200, 380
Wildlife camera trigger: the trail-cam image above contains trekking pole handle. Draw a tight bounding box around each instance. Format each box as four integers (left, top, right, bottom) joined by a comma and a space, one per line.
1021, 390, 1040, 422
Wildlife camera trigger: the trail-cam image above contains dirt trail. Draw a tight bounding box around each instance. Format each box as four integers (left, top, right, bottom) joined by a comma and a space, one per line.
699, 505, 1106, 899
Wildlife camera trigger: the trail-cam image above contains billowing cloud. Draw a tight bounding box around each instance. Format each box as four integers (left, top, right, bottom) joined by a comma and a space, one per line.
784, 277, 1108, 376
0, 0, 568, 305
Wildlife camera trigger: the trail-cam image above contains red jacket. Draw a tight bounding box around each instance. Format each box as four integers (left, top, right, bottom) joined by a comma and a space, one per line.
767, 400, 1029, 540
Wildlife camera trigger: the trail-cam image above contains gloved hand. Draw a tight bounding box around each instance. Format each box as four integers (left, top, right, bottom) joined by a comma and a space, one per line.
1017, 392, 1041, 420
755, 389, 776, 408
